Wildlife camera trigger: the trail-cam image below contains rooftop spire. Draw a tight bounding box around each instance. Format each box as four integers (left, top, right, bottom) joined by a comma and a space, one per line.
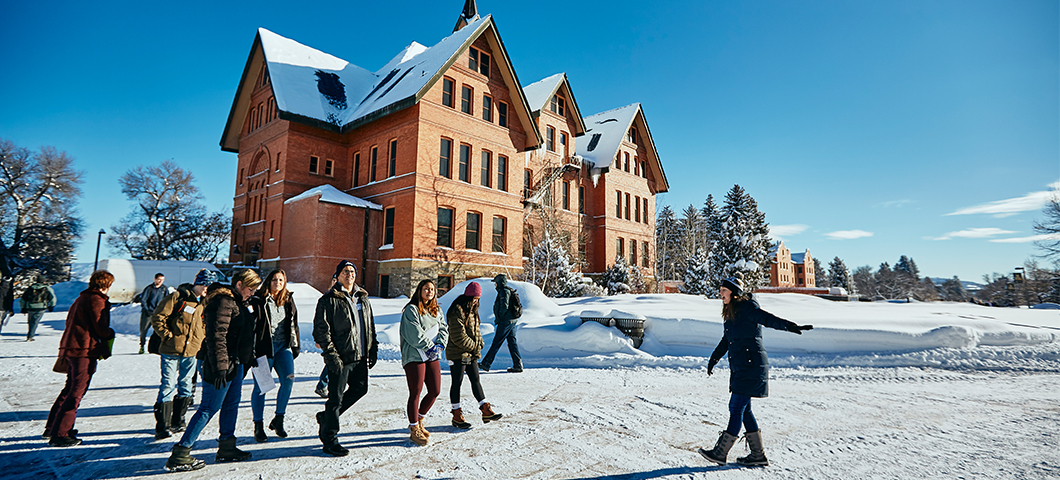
454, 0, 479, 32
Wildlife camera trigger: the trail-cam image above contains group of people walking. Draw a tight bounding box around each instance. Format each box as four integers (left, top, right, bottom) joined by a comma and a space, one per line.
37, 261, 811, 471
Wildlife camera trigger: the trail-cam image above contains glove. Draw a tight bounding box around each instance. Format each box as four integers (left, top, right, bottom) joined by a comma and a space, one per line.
367, 345, 378, 369
791, 324, 814, 335
367, 355, 377, 369
98, 338, 114, 360
47, 306, 54, 313
325, 353, 343, 375
707, 359, 717, 376
212, 375, 226, 390
426, 344, 444, 362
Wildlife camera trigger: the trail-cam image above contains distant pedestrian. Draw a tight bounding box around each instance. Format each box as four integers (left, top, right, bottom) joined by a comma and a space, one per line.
399, 279, 447, 445
44, 270, 116, 447
0, 276, 15, 333
313, 260, 378, 457
250, 269, 300, 443
149, 269, 211, 440
479, 274, 522, 373
20, 274, 57, 341
446, 281, 502, 430
699, 272, 813, 467
164, 269, 260, 472
138, 273, 169, 354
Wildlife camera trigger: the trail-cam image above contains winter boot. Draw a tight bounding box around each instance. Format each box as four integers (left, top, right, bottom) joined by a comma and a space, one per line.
736, 430, 769, 466
215, 437, 252, 463
268, 415, 288, 438
409, 424, 429, 446
451, 408, 472, 429
48, 435, 82, 447
171, 396, 191, 433
478, 361, 490, 372
698, 431, 738, 465
506, 366, 523, 373
165, 445, 205, 472
253, 421, 268, 443
154, 402, 173, 439
480, 402, 503, 423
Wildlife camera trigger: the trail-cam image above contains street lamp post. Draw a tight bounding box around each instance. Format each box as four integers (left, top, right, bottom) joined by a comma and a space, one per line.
93, 229, 106, 272
1014, 266, 1025, 307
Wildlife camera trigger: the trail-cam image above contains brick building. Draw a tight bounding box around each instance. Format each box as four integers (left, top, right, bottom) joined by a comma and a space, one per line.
220, 2, 668, 295
768, 241, 816, 288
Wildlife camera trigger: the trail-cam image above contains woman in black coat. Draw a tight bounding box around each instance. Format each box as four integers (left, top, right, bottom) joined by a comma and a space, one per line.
249, 269, 300, 442
699, 272, 813, 467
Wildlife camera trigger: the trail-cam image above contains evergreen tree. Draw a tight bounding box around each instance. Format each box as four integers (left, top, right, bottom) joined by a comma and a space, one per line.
940, 276, 968, 302
875, 262, 901, 299
680, 248, 712, 295
893, 255, 920, 299
654, 205, 680, 281
852, 265, 877, 299
523, 230, 583, 297
828, 256, 855, 293
707, 185, 772, 293
600, 255, 643, 295
677, 204, 702, 280
813, 257, 828, 288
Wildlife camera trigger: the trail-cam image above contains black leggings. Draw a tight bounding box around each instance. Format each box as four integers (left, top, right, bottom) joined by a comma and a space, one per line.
449, 361, 485, 405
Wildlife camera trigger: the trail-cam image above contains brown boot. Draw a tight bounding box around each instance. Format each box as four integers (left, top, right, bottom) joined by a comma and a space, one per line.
418, 420, 431, 439
409, 424, 428, 446
451, 408, 472, 429
480, 402, 503, 423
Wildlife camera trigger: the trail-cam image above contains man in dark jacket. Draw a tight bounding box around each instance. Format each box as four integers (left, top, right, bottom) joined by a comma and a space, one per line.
0, 276, 14, 334
139, 273, 169, 354
313, 260, 378, 457
479, 274, 522, 373
20, 275, 57, 342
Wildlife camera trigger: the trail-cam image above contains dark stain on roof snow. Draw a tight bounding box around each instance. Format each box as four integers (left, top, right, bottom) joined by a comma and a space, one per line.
315, 70, 348, 109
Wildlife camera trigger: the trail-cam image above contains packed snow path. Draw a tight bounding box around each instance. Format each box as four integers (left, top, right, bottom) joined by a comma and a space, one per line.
1, 318, 1058, 480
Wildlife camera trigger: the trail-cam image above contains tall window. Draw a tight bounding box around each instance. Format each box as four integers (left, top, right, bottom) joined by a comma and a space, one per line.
482, 95, 492, 122
550, 95, 566, 115
466, 212, 481, 250
309, 156, 319, 174
630, 240, 638, 266
625, 193, 631, 220
498, 102, 508, 127
546, 126, 555, 152
461, 85, 472, 114
640, 160, 647, 178
437, 208, 454, 247
442, 77, 454, 108
560, 132, 568, 158
634, 158, 639, 176
562, 181, 570, 210
469, 47, 490, 76
624, 152, 630, 172
497, 155, 508, 192
628, 126, 638, 144
492, 216, 506, 253
352, 152, 361, 187
388, 139, 397, 177
643, 198, 650, 224
480, 151, 492, 187
324, 159, 334, 176
578, 235, 587, 265
617, 238, 624, 260
524, 169, 532, 198
578, 185, 585, 213
635, 195, 641, 222
439, 138, 452, 178
615, 191, 622, 218
459, 144, 471, 182
370, 146, 378, 182
384, 207, 395, 245
642, 241, 650, 267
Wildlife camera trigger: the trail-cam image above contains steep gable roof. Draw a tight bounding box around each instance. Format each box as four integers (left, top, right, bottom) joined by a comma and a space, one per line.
221, 15, 541, 152
522, 73, 586, 136
284, 184, 382, 210
576, 103, 669, 193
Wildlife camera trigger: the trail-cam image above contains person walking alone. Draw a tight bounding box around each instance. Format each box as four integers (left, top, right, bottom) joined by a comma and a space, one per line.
399, 279, 447, 445
313, 260, 378, 457
0, 276, 14, 334
698, 272, 813, 467
44, 270, 116, 447
250, 269, 300, 443
149, 269, 211, 440
164, 269, 260, 472
20, 274, 56, 342
479, 274, 522, 373
446, 281, 502, 430
138, 273, 169, 354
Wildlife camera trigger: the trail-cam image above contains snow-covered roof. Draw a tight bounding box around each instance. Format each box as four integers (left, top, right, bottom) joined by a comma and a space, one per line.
284, 184, 382, 210
791, 253, 807, 264
576, 103, 669, 192
522, 73, 565, 113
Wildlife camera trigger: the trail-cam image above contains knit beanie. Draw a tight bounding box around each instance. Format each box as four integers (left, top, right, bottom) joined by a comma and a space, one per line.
194, 269, 217, 286
721, 272, 745, 296
464, 281, 482, 297
334, 260, 356, 279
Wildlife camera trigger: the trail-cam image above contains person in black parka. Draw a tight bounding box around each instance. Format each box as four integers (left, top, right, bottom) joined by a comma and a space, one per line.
699, 272, 813, 467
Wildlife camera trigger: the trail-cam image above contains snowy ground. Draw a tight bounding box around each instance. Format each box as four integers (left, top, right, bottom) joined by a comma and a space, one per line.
1, 281, 1058, 479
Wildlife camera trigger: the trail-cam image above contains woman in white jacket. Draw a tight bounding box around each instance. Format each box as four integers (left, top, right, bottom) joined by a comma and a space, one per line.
399, 279, 448, 446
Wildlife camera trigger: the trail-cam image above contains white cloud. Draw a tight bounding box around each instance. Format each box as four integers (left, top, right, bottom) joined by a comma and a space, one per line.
933, 227, 1018, 240
946, 182, 1059, 218
990, 233, 1060, 244
824, 230, 874, 240
770, 224, 808, 241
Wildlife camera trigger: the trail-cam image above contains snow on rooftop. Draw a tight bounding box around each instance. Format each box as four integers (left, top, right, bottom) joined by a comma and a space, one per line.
521, 73, 565, 112
283, 184, 382, 210
575, 103, 640, 168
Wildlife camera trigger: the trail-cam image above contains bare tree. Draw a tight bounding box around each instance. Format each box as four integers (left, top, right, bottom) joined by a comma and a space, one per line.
108, 160, 231, 261
1034, 194, 1060, 260
0, 138, 84, 280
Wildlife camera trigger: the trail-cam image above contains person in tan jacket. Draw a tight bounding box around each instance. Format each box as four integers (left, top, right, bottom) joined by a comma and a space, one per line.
149, 269, 212, 440
445, 281, 502, 429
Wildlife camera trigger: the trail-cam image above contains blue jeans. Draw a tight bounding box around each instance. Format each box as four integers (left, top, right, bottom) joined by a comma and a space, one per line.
481, 321, 521, 368
726, 393, 759, 436
157, 354, 197, 403
178, 365, 244, 447
26, 310, 45, 340
251, 347, 295, 421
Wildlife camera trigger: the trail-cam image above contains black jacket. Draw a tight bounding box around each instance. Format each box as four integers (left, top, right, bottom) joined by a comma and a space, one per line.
313, 283, 377, 370
710, 298, 799, 398
251, 290, 300, 359
200, 282, 255, 384
0, 277, 13, 311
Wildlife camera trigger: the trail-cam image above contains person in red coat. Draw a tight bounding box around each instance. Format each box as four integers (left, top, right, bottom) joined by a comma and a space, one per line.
44, 270, 116, 447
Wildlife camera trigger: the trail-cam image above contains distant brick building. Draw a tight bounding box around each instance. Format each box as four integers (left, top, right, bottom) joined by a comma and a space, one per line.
220, 2, 668, 295
768, 241, 815, 288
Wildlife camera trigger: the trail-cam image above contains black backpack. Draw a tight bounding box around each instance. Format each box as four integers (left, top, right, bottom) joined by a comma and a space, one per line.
508, 288, 522, 319
24, 286, 50, 305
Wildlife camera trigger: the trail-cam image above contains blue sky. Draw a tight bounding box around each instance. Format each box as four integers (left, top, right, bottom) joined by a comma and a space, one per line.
1, 0, 1056, 283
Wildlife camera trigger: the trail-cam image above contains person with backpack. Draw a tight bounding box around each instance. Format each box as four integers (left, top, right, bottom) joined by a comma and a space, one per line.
479, 274, 523, 373
149, 269, 212, 440
21, 275, 57, 342
139, 273, 169, 354
446, 281, 503, 429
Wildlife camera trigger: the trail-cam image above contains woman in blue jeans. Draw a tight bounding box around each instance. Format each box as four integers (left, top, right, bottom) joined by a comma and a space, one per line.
165, 269, 261, 472
699, 272, 813, 467
250, 269, 300, 442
